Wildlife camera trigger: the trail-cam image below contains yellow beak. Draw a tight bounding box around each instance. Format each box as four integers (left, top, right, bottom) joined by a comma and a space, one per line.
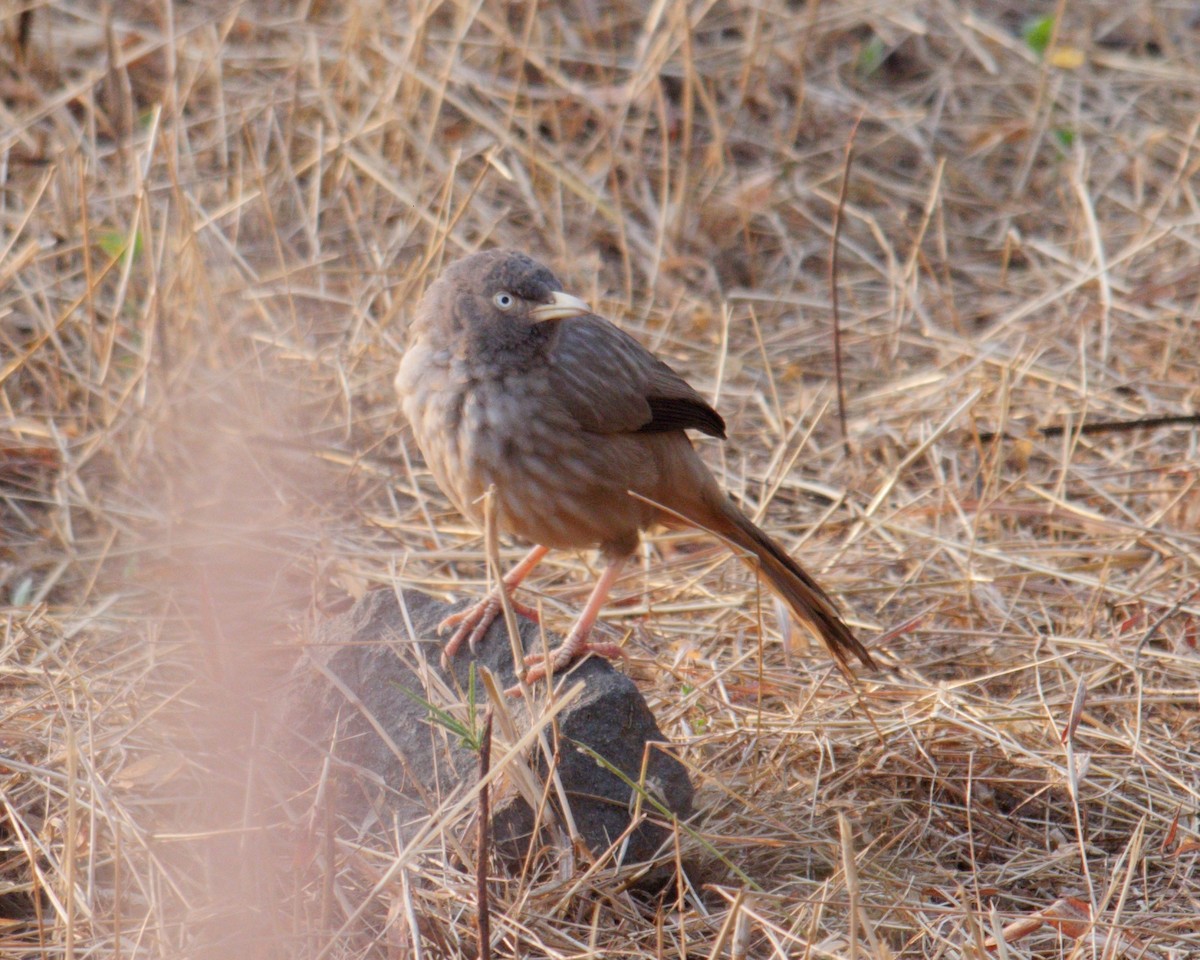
530, 291, 591, 322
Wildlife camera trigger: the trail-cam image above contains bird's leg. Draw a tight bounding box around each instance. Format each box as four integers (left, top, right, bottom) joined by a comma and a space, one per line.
439, 544, 549, 667
516, 556, 629, 691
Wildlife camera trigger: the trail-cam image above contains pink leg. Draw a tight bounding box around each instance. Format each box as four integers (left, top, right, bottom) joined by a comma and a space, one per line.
515, 557, 629, 692
439, 544, 549, 668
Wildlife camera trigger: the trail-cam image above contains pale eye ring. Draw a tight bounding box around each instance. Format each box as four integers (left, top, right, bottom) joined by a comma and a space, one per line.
493, 291, 515, 310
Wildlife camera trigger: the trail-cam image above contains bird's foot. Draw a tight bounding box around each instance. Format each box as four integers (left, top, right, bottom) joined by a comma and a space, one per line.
439, 591, 540, 668
506, 633, 628, 695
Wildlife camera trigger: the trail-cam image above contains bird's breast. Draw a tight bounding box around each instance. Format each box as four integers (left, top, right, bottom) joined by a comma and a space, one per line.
396, 344, 655, 551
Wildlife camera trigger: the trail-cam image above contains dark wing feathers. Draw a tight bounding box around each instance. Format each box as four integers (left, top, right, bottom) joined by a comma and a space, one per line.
548, 316, 725, 439
640, 396, 726, 438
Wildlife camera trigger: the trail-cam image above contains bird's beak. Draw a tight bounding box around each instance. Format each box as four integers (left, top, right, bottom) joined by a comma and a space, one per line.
530, 291, 591, 322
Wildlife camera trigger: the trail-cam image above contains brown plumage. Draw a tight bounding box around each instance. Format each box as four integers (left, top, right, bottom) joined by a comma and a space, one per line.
395, 249, 873, 686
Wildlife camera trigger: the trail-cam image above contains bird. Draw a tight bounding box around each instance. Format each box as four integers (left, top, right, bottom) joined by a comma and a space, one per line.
395, 249, 873, 689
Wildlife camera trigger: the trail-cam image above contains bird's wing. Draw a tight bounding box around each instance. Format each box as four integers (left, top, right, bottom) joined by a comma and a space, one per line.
547, 315, 726, 438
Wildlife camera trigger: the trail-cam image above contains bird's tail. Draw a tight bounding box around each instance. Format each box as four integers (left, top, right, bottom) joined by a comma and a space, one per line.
706, 499, 874, 671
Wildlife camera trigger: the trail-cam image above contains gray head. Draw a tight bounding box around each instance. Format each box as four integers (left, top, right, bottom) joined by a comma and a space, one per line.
413, 250, 591, 347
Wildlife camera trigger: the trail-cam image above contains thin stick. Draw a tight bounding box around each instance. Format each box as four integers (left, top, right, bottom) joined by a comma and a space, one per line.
978, 413, 1200, 443
829, 111, 863, 457
477, 707, 493, 960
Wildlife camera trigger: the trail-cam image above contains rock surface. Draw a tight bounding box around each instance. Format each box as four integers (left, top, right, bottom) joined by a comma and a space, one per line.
270, 587, 694, 882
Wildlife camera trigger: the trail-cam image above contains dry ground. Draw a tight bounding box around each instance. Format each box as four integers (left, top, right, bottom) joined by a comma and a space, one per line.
2, 0, 1198, 957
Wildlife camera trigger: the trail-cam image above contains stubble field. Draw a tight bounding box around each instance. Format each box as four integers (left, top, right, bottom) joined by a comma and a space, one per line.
2, 1, 1198, 957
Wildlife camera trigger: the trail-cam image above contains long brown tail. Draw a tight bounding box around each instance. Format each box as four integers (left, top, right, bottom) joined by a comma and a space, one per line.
707, 499, 874, 671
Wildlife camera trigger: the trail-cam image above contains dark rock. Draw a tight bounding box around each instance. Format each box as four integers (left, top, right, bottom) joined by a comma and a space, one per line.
269, 587, 694, 885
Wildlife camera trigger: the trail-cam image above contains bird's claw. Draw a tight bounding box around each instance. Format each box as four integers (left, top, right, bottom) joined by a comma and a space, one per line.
439, 590, 541, 670
438, 598, 497, 669
505, 640, 628, 696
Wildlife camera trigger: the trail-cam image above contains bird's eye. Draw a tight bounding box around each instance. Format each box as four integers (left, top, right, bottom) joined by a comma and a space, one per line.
493, 292, 515, 310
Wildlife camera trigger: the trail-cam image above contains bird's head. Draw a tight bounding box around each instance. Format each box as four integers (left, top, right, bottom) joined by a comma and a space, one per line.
416, 250, 591, 349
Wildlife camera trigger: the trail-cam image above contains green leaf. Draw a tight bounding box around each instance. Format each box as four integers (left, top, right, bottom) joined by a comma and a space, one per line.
396, 663, 483, 751
856, 35, 887, 78
95, 228, 143, 265
10, 576, 34, 607
1053, 127, 1076, 149
1023, 15, 1054, 57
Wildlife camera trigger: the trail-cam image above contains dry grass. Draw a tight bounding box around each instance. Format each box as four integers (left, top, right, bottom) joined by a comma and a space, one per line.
2, 0, 1199, 956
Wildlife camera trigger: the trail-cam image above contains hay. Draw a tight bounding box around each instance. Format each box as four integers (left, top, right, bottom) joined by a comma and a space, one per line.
1, 0, 1197, 956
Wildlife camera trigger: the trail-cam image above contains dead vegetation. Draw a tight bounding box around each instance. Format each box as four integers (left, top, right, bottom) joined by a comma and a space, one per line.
1, 0, 1198, 956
